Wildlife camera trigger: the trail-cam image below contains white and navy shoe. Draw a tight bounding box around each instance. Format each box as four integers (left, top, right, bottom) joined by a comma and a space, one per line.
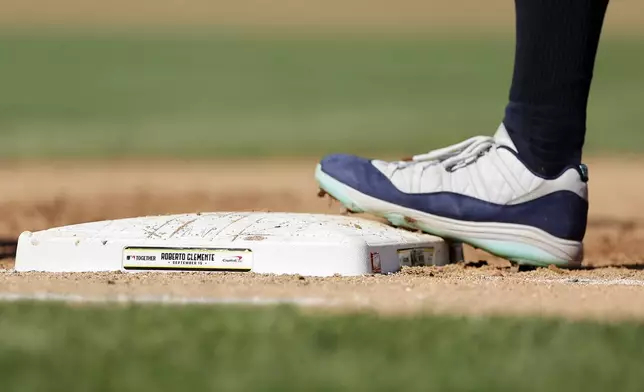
315, 124, 588, 267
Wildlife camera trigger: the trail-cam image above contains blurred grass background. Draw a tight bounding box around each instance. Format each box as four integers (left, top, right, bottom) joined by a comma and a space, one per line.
2, 302, 644, 392
1, 0, 643, 159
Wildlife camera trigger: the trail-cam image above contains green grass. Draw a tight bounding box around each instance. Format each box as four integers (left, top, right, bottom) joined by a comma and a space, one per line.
1, 31, 643, 158
1, 301, 644, 391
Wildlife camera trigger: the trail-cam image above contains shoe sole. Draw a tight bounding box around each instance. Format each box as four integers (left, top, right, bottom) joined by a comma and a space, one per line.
315, 164, 583, 268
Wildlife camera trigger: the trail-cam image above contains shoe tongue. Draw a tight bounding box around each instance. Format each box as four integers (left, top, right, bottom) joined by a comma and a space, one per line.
493, 123, 518, 152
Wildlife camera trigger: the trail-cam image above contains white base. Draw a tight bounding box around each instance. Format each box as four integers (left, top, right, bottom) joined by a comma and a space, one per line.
15, 212, 459, 276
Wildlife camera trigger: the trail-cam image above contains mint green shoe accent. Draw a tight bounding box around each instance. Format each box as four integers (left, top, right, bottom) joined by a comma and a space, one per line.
382, 213, 417, 231
458, 238, 569, 267
315, 164, 572, 267
315, 165, 364, 213
579, 164, 589, 183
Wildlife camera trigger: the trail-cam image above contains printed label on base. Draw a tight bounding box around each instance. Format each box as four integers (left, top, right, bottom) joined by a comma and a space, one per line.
397, 247, 434, 267
123, 247, 253, 271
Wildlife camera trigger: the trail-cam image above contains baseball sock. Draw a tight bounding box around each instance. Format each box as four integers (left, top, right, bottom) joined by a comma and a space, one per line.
503, 0, 610, 177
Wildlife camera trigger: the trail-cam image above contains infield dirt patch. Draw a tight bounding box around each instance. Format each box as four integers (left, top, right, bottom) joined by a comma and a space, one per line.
2, 158, 644, 320
2, 0, 643, 35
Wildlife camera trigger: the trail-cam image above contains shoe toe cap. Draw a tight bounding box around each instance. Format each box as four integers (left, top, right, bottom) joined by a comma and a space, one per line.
319, 154, 379, 190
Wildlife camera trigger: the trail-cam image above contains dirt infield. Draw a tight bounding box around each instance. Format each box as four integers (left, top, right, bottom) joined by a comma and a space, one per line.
2, 158, 644, 320
2, 0, 643, 34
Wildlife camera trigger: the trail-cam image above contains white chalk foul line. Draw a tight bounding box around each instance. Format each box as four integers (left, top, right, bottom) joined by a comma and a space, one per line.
0, 292, 331, 307
478, 275, 644, 287
547, 277, 644, 286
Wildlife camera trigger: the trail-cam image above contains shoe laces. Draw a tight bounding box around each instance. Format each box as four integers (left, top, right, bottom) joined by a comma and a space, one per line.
397, 136, 496, 172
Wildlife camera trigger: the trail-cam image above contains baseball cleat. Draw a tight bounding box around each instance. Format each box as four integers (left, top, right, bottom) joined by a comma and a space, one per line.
315, 124, 588, 267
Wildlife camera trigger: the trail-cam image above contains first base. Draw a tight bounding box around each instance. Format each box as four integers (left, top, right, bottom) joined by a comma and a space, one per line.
15, 212, 460, 276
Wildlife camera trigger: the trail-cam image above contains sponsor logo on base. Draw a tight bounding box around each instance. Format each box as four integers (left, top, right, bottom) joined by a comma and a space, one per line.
122, 247, 252, 271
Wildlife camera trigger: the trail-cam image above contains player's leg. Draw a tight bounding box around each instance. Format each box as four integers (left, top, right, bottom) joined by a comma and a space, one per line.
315, 0, 610, 267
505, 0, 610, 177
